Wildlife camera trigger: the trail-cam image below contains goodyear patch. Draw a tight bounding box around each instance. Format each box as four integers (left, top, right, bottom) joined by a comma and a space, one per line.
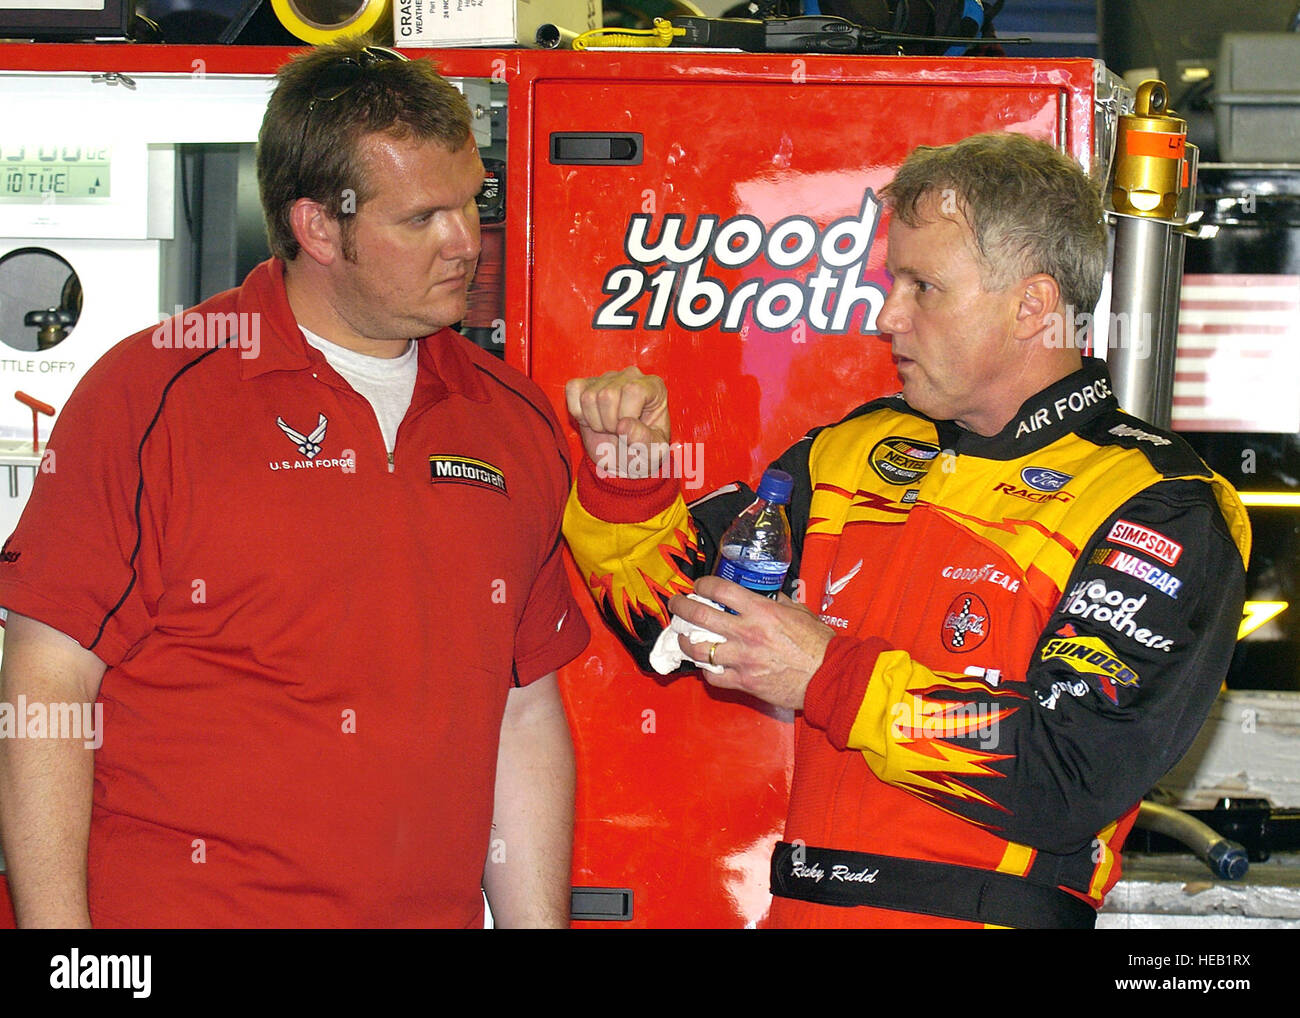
869, 436, 940, 486
1041, 629, 1139, 704
428, 455, 508, 495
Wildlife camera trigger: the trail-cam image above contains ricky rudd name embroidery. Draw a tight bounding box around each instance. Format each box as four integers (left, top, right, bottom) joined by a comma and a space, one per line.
593, 192, 887, 334
791, 861, 879, 884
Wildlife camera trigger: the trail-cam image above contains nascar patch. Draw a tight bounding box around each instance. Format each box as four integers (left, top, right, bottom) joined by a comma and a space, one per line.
869, 436, 940, 486
1090, 547, 1181, 598
428, 455, 508, 495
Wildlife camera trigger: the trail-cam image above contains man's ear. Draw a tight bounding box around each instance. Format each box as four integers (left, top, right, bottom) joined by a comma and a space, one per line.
1013, 273, 1062, 341
289, 198, 341, 266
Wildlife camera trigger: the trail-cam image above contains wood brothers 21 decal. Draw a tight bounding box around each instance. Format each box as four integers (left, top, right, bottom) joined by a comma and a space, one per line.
593, 192, 886, 334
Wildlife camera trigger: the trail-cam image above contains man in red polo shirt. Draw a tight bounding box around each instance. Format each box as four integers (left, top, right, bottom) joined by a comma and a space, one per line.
0, 42, 587, 927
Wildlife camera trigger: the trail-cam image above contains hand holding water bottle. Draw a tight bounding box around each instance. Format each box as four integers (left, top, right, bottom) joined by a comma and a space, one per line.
668, 468, 834, 711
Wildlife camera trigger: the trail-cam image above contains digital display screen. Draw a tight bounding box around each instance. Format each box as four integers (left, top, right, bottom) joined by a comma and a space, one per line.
0, 1, 127, 39
0, 145, 111, 201
0, 2, 106, 9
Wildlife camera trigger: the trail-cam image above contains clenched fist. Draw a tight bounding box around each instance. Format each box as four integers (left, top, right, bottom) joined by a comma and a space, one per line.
565, 366, 673, 478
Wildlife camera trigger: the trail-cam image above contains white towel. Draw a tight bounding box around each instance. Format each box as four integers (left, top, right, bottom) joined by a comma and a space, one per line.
648, 593, 728, 675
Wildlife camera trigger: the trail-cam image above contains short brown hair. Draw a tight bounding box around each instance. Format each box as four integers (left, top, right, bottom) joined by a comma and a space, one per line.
882, 132, 1107, 314
257, 40, 472, 261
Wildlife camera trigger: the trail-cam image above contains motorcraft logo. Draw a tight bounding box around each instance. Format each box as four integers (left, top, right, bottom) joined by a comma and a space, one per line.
429, 455, 508, 495
592, 192, 886, 334
870, 436, 940, 485
1020, 466, 1073, 492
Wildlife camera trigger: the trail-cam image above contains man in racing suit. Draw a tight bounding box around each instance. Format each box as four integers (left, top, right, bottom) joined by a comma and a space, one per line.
562, 133, 1251, 928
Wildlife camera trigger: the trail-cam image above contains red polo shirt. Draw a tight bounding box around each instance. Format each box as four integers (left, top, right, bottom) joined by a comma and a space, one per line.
0, 259, 588, 927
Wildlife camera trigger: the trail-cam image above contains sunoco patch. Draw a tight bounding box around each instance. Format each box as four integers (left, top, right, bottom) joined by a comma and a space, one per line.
428, 456, 508, 495
869, 436, 940, 485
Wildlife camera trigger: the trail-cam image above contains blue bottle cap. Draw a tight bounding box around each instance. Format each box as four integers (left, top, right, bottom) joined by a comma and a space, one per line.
756, 468, 794, 504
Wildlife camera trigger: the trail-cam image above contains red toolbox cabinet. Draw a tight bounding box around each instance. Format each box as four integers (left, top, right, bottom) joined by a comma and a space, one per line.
519, 51, 1100, 927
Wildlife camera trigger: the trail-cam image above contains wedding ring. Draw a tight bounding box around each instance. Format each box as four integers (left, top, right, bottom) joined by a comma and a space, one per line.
708, 642, 718, 666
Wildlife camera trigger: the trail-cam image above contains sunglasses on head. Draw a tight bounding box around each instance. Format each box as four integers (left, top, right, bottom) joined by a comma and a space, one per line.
294, 46, 408, 203
309, 45, 407, 107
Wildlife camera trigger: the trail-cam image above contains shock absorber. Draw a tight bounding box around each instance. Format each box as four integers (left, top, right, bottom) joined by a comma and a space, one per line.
1106, 80, 1198, 427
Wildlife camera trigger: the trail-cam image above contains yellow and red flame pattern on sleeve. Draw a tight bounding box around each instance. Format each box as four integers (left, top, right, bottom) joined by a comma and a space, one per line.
563, 461, 702, 656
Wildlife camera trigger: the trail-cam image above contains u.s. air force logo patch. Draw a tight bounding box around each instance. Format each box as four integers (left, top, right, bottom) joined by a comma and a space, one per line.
869, 436, 940, 485
428, 455, 508, 496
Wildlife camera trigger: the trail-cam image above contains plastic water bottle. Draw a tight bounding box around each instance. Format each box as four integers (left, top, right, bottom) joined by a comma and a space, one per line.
715, 468, 794, 599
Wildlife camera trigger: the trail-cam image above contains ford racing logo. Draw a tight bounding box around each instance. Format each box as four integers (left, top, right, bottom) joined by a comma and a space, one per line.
1021, 466, 1073, 492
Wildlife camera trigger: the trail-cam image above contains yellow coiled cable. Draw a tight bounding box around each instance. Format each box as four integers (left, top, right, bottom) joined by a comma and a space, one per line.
573, 18, 683, 50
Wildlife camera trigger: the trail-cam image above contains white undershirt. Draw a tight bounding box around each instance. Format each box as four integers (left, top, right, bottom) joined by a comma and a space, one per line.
300, 327, 418, 456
